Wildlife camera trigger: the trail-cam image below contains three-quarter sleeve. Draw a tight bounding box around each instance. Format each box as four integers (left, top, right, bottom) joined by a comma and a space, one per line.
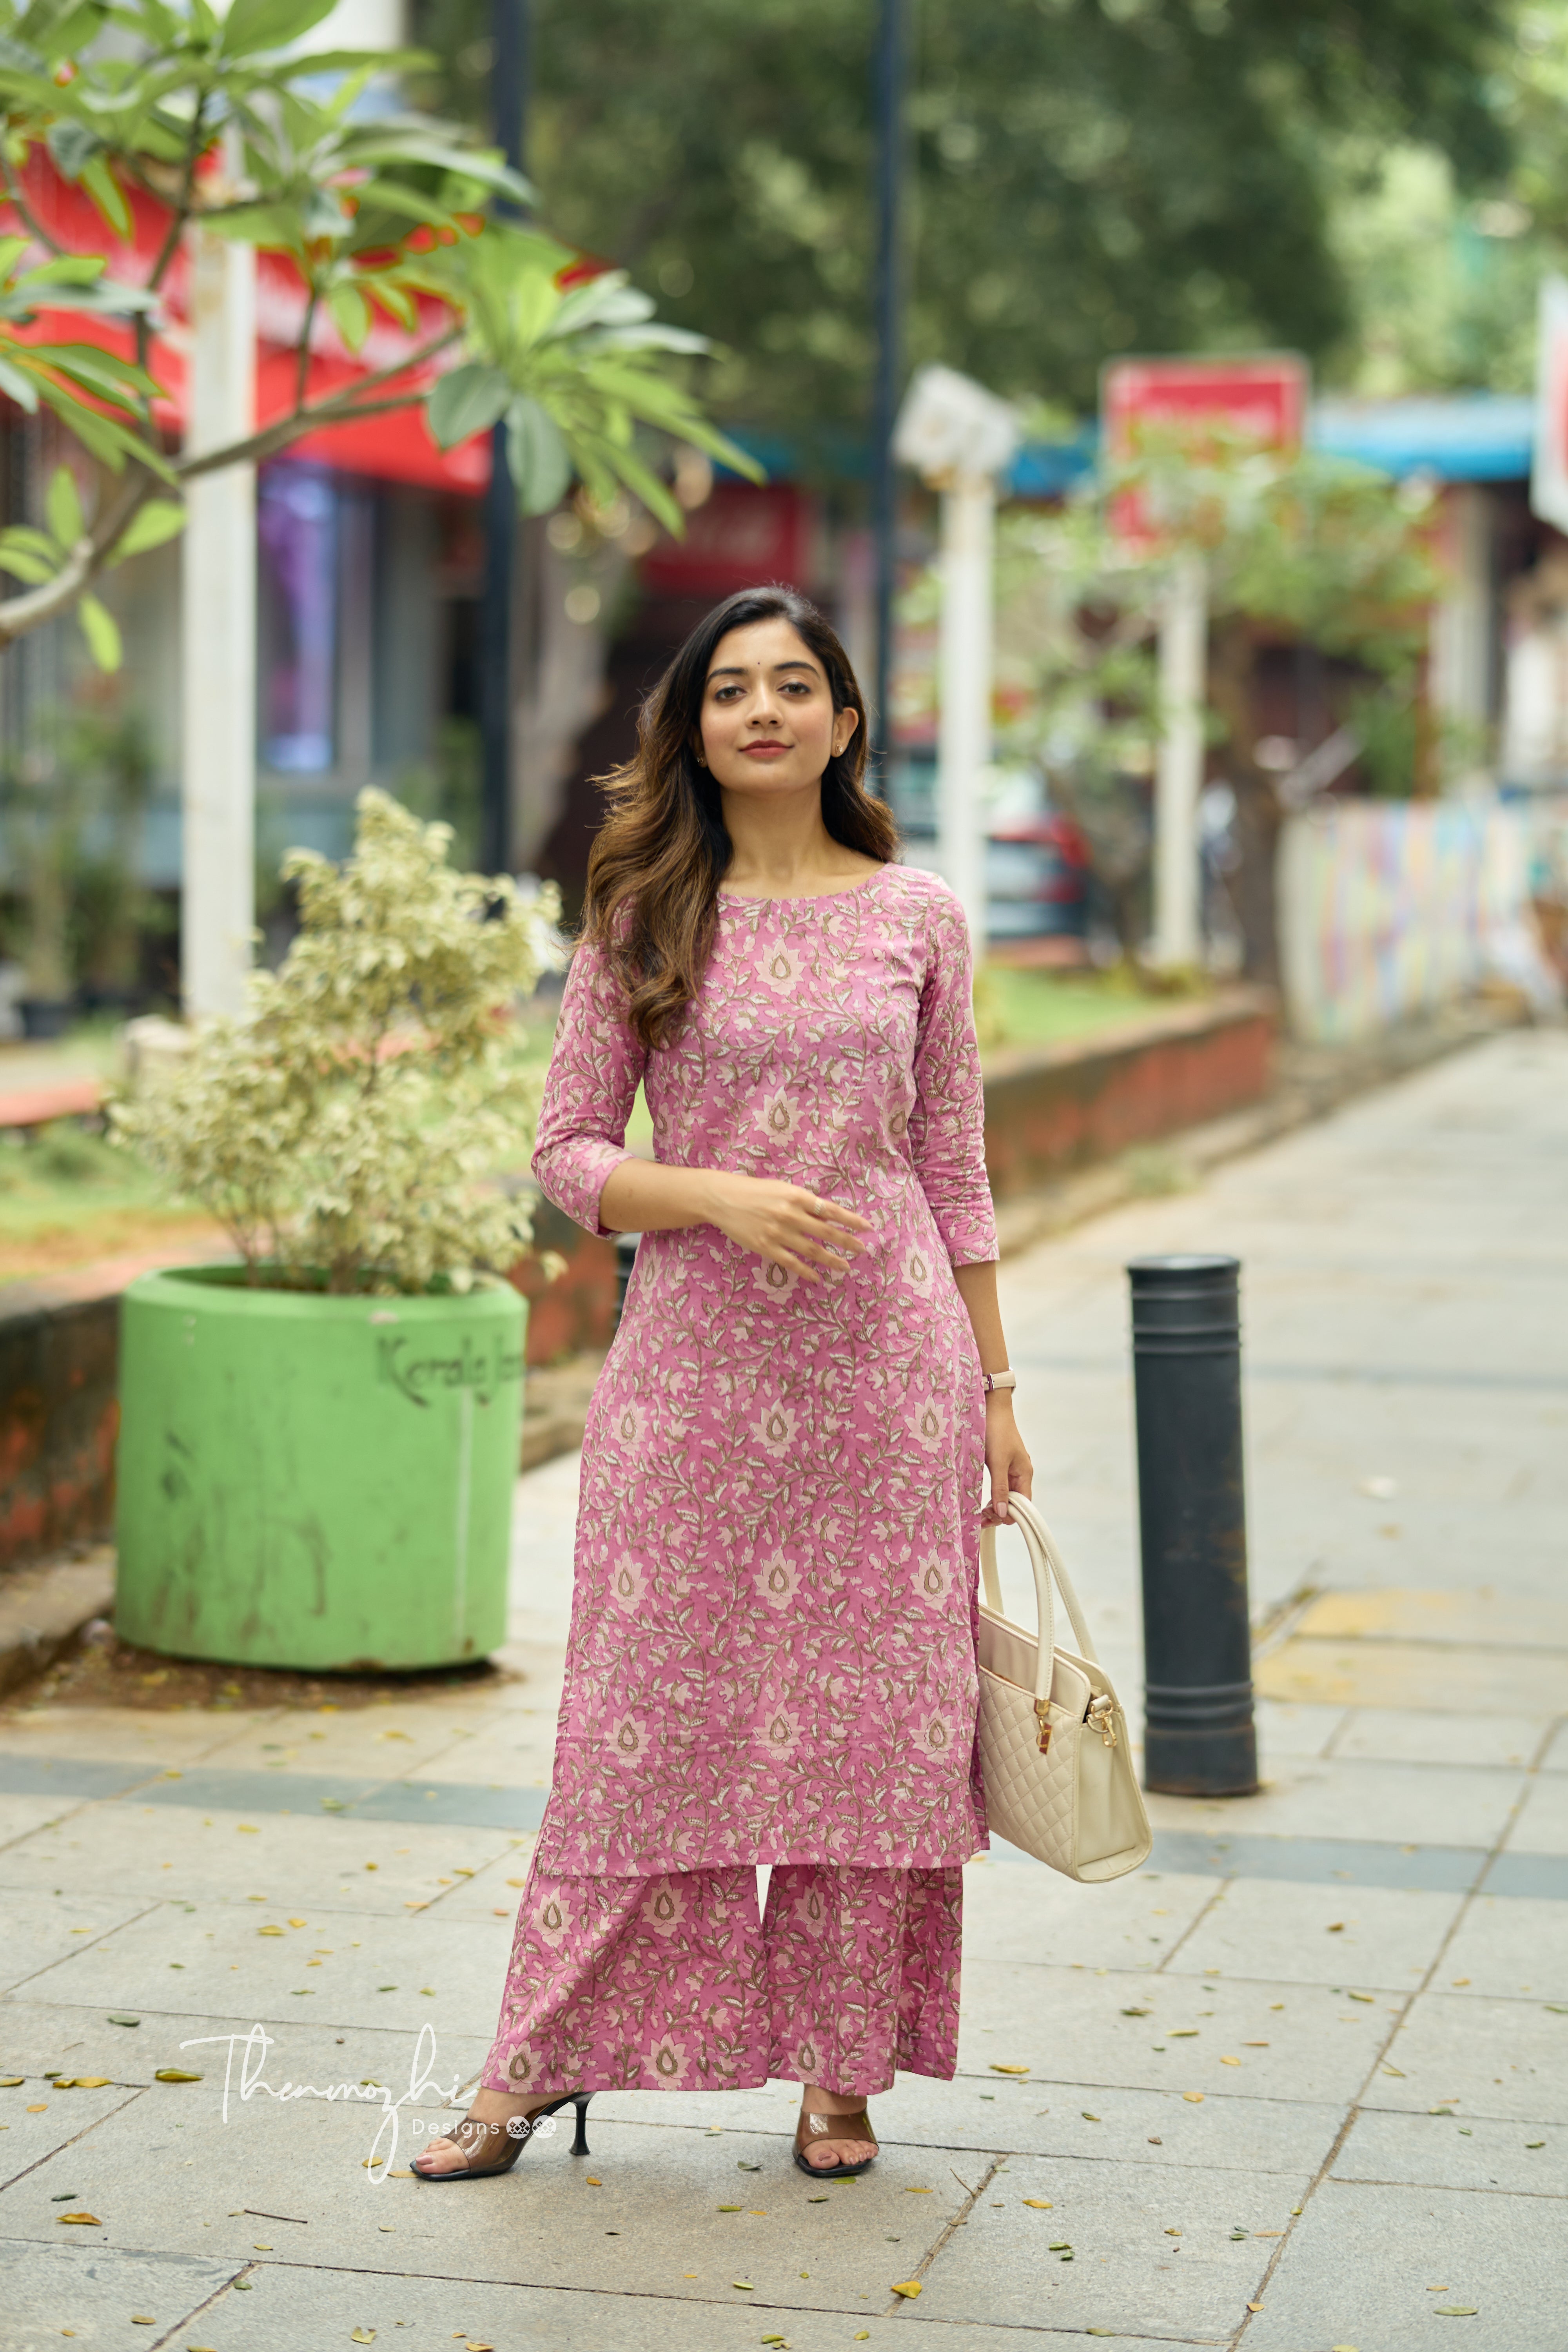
531, 938, 649, 1238
907, 885, 998, 1267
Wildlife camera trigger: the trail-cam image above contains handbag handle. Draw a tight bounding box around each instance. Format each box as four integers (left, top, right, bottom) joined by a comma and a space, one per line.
979, 1494, 1102, 1706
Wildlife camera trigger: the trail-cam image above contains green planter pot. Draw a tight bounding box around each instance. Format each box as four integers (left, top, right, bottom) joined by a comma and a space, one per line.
115, 1267, 526, 1672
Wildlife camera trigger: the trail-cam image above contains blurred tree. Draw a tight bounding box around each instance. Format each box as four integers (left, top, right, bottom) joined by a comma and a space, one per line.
411, 0, 1513, 428
991, 435, 1445, 982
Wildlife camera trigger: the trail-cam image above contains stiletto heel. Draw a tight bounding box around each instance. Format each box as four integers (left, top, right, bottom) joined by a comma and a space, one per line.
410, 2089, 595, 2182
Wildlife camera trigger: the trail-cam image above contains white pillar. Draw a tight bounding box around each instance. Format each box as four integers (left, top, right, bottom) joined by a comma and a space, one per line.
937, 470, 994, 953
180, 224, 256, 1020
1152, 550, 1207, 969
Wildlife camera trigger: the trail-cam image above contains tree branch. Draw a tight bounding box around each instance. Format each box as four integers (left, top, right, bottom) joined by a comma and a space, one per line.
0, 466, 157, 648
175, 323, 463, 480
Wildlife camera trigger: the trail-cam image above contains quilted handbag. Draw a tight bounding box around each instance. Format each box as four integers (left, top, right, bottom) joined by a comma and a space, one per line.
976, 1492, 1152, 1882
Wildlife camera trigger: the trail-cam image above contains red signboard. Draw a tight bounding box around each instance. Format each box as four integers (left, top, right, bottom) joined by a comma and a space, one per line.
1102, 354, 1308, 538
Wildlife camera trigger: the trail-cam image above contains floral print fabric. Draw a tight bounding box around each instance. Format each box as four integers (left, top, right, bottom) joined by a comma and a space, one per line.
530, 863, 998, 1876
482, 1846, 963, 2098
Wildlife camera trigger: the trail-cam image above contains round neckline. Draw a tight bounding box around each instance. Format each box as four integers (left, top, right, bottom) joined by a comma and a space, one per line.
717, 864, 889, 908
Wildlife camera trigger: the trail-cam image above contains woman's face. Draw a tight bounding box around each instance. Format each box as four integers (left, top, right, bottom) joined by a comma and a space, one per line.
697, 617, 857, 800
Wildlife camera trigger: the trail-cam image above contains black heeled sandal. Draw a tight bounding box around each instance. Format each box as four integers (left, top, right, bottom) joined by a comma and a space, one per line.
793, 2100, 878, 2180
410, 2090, 593, 2181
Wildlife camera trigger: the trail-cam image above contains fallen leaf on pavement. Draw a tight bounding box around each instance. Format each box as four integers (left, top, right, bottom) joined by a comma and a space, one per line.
1326, 1922, 1344, 1933
989, 2063, 1029, 2074
1220, 2057, 1240, 2067
1022, 2199, 1052, 2209
65, 2078, 111, 2089
1347, 1991, 1374, 2003
154, 2070, 201, 2083
1247, 2302, 1263, 2313
58, 2213, 100, 2225
1527, 2140, 1546, 2149
717, 2203, 743, 2212
26, 2103, 46, 2112
1182, 2093, 1204, 2103
1435, 2309, 1479, 2318
130, 2318, 154, 2325
258, 1926, 285, 1937
0, 2076, 24, 2086
891, 2280, 921, 2298
351, 2334, 376, 2345
905, 2186, 932, 2193
1082, 2111, 1101, 2121
584, 2177, 602, 2187
731, 2278, 755, 2290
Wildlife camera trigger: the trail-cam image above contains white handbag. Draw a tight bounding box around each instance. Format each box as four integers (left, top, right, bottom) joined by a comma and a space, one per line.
976, 1492, 1152, 1882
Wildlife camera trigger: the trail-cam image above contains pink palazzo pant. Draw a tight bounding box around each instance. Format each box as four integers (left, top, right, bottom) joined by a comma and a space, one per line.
481, 1843, 964, 2100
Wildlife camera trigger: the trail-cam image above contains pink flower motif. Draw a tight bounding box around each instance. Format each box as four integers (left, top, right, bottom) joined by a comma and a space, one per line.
755, 1087, 801, 1145
755, 1701, 802, 1760
793, 1882, 829, 1937
901, 1243, 934, 1291
912, 1553, 952, 1608
533, 1892, 572, 1950
612, 1398, 644, 1450
906, 1396, 950, 1451
608, 1712, 647, 1764
754, 1550, 802, 1610
647, 2032, 693, 2087
504, 2040, 544, 2088
608, 1553, 650, 1612
759, 943, 803, 992
915, 1710, 958, 1761
752, 1399, 800, 1455
751, 1256, 800, 1303
644, 1879, 688, 1937
884, 1091, 913, 1144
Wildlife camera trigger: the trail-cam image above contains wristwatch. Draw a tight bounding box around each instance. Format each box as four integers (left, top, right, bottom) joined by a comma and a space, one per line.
982, 1369, 1017, 1394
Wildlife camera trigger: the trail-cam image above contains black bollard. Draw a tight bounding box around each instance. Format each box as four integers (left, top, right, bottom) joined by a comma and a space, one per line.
612, 1231, 640, 1334
1127, 1254, 1258, 1796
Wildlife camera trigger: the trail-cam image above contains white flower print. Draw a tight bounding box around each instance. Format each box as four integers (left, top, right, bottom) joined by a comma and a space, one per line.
644, 1880, 688, 1937
534, 1891, 572, 1949
755, 1086, 802, 1145
752, 1399, 800, 1455
901, 1242, 935, 1292
915, 1710, 958, 1761
793, 1882, 829, 1937
608, 1711, 647, 1764
647, 2031, 693, 2087
906, 1396, 951, 1452
505, 2040, 544, 2087
912, 1553, 952, 1608
608, 1553, 650, 1612
611, 1398, 644, 1450
759, 942, 803, 993
755, 1701, 802, 1760
751, 1256, 800, 1303
754, 1550, 802, 1610
884, 1090, 913, 1145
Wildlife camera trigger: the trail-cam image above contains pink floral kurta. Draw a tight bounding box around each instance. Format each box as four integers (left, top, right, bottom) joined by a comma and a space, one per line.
530, 862, 998, 1878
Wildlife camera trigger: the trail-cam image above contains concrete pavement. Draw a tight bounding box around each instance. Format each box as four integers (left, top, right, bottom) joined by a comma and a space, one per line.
2, 1026, 1565, 2351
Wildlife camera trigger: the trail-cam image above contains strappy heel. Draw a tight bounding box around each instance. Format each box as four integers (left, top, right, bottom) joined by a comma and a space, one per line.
793, 2101, 878, 2180
410, 2090, 593, 2181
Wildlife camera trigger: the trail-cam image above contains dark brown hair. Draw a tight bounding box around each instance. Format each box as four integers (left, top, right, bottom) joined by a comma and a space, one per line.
582, 583, 898, 1048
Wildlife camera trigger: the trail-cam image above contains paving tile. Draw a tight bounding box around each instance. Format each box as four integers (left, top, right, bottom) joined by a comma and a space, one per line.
0, 1802, 528, 1912
0, 1896, 157, 2000
1539, 1722, 1568, 1774
0, 1708, 276, 1767
1501, 1771, 1568, 1856
0, 2241, 241, 2352
906, 2149, 1306, 2339
956, 1962, 1390, 2105
1369, 1993, 1568, 2124
1436, 1893, 1568, 2002
1245, 2179, 1564, 2350
1146, 1759, 1527, 1849
0, 2083, 142, 2192
1332, 2104, 1568, 2196
1253, 1699, 1347, 1761
1158, 1875, 1465, 1990
0, 1799, 71, 1849
960, 1857, 1219, 1970
19, 1896, 515, 2042
1332, 1707, 1549, 1769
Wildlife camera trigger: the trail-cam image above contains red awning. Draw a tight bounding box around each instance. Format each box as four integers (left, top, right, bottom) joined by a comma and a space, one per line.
0, 155, 491, 495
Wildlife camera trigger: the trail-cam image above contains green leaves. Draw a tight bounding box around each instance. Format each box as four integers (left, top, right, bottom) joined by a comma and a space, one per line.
219, 0, 338, 59
504, 394, 572, 514
77, 591, 121, 670
107, 498, 185, 562
426, 361, 511, 449
45, 460, 83, 550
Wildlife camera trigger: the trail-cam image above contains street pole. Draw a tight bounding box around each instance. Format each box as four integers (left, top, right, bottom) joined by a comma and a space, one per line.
1128, 1253, 1258, 1797
180, 214, 256, 1020
869, 0, 904, 784
936, 471, 994, 950
1152, 550, 1206, 969
480, 0, 529, 876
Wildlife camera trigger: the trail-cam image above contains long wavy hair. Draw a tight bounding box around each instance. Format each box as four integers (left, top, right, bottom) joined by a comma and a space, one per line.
582, 584, 898, 1048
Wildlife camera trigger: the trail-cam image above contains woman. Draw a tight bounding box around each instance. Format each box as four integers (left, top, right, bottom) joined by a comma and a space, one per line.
412, 583, 1032, 2184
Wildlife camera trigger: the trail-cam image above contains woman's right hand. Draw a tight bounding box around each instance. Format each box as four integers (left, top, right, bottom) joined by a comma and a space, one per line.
699, 1172, 873, 1283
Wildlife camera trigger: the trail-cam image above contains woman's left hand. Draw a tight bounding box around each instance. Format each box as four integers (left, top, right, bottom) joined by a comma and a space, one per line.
981, 1394, 1033, 1526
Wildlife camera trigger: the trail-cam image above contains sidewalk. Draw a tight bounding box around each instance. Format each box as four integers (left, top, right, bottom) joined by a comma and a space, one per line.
2, 1026, 1564, 2352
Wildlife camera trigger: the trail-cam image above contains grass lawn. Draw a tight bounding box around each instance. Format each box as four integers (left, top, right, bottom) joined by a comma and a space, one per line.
975, 963, 1185, 1055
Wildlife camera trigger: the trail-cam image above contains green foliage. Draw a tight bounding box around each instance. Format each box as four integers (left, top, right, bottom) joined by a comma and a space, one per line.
0, 0, 755, 653
112, 789, 563, 1295
410, 0, 1512, 426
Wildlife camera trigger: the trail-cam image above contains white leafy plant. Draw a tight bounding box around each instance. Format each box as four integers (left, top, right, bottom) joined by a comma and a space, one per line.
113, 789, 563, 1297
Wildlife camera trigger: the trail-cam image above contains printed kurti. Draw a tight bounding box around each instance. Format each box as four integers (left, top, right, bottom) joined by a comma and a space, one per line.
530, 862, 998, 1877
